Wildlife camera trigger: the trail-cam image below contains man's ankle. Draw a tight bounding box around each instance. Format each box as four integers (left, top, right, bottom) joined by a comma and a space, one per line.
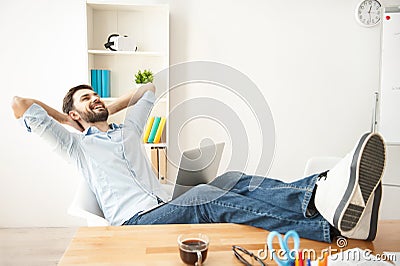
330, 225, 342, 240
306, 171, 328, 217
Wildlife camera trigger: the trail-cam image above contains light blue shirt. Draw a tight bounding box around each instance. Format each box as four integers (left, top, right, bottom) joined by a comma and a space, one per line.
21, 91, 169, 225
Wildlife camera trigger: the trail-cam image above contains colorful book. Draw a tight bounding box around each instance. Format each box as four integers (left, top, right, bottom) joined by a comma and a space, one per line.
153, 117, 166, 144
96, 69, 102, 97
147, 117, 161, 143
101, 70, 110, 98
143, 117, 155, 143
91, 69, 98, 94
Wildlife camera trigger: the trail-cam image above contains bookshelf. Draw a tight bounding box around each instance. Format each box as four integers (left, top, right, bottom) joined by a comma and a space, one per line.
86, 1, 169, 95
86, 1, 169, 181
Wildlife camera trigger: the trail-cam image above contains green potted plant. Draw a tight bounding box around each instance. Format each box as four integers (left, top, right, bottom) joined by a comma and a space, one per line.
134, 69, 153, 88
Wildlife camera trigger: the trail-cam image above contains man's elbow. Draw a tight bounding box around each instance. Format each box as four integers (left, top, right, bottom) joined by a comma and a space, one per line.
140, 82, 155, 93
146, 83, 156, 93
11, 96, 31, 118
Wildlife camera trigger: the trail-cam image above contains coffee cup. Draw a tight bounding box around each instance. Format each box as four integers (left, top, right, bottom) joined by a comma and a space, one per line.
178, 233, 209, 265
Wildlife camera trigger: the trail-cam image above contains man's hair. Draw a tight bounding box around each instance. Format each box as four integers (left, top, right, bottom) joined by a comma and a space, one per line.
62, 84, 93, 114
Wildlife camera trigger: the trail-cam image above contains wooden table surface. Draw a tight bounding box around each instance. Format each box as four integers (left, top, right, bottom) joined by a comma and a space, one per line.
59, 220, 400, 265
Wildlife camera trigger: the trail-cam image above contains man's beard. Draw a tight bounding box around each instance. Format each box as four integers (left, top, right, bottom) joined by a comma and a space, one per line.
78, 108, 109, 123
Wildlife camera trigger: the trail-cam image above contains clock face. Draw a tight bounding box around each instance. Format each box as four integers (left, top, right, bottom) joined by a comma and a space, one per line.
356, 0, 382, 27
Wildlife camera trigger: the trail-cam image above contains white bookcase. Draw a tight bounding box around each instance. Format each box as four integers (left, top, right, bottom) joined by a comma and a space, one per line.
86, 2, 168, 94
86, 1, 170, 181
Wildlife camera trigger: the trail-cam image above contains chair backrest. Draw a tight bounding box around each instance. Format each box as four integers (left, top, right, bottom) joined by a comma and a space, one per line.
68, 178, 109, 226
303, 156, 341, 176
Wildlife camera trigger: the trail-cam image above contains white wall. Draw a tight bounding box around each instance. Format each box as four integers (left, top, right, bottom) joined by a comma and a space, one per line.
0, 0, 399, 227
0, 0, 88, 227
166, 0, 400, 219
168, 0, 382, 179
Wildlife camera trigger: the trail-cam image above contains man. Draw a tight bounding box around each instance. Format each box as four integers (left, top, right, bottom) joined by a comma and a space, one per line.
12, 83, 386, 243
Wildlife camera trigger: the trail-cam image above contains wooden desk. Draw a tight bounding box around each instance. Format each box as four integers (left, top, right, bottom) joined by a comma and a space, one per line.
59, 221, 399, 265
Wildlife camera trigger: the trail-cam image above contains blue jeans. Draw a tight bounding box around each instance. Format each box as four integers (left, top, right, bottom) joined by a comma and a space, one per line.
123, 171, 332, 242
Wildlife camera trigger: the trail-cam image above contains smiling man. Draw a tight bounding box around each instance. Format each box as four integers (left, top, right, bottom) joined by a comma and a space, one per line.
11, 83, 386, 243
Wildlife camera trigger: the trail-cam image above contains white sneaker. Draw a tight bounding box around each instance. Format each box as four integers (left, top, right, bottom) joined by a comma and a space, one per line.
315, 133, 385, 238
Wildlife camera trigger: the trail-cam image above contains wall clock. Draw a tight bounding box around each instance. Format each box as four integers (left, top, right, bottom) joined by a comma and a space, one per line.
355, 0, 382, 27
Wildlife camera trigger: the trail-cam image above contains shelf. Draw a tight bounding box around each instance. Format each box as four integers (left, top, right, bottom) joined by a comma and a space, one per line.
88, 50, 164, 56
144, 143, 167, 148
102, 97, 167, 103
87, 1, 168, 12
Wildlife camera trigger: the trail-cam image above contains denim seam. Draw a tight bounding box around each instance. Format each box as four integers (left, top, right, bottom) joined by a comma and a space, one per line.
301, 175, 319, 217
209, 198, 324, 227
322, 220, 332, 243
302, 189, 313, 217
147, 198, 325, 227
248, 185, 312, 191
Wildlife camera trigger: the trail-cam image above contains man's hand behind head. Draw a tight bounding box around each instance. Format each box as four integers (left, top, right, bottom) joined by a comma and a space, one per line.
12, 96, 84, 132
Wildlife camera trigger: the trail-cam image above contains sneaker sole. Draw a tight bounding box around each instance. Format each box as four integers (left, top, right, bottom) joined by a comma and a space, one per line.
333, 133, 385, 232
366, 182, 382, 241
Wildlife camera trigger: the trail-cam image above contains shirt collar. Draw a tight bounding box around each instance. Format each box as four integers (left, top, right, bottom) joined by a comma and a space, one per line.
84, 123, 122, 136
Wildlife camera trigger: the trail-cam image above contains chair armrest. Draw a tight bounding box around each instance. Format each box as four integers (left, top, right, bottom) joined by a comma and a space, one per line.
68, 178, 109, 226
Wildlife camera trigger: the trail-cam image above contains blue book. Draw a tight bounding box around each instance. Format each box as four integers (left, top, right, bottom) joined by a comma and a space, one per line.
147, 117, 161, 143
96, 69, 102, 97
101, 70, 110, 98
91, 69, 98, 94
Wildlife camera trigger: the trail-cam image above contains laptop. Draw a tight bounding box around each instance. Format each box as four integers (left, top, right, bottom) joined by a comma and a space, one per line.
141, 142, 225, 214
171, 142, 225, 199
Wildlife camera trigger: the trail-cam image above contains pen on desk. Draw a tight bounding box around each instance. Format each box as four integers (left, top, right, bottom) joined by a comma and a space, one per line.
298, 250, 303, 266
306, 258, 311, 266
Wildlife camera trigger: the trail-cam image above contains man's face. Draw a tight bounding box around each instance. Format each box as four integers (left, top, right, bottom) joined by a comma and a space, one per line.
71, 89, 109, 123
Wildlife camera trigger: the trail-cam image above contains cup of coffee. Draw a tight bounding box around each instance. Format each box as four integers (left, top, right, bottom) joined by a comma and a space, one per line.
178, 233, 209, 265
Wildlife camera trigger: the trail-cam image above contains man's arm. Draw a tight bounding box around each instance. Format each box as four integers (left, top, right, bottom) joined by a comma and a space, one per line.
106, 83, 156, 115
12, 96, 83, 131
12, 96, 83, 163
